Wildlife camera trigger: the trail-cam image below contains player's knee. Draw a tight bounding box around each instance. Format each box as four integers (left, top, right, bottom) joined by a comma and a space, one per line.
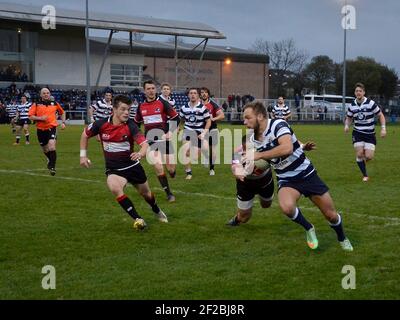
154, 164, 164, 175
356, 151, 365, 159
325, 210, 339, 223
167, 167, 176, 176
109, 185, 123, 197
365, 154, 373, 161
279, 202, 296, 216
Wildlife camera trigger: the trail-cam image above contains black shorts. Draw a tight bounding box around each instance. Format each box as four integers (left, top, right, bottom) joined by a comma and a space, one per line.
278, 171, 329, 198
236, 171, 274, 209
16, 119, 31, 126
352, 130, 377, 146
37, 127, 57, 146
105, 163, 147, 185
207, 129, 219, 146
183, 129, 202, 148
149, 139, 174, 155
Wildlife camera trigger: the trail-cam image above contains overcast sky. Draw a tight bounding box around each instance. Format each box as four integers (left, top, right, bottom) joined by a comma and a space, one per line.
4, 0, 400, 74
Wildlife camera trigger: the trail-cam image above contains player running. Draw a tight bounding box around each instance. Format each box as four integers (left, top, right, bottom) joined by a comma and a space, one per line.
271, 96, 291, 120
228, 135, 316, 226
134, 80, 180, 202
80, 94, 168, 230
89, 91, 113, 122
178, 88, 211, 180
344, 83, 386, 182
241, 102, 353, 251
200, 87, 225, 176
14, 93, 32, 145
6, 98, 18, 135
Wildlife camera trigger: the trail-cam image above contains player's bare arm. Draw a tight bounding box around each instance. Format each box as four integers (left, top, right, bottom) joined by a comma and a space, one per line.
199, 118, 211, 140
344, 116, 352, 133
212, 109, 225, 122
130, 141, 149, 161
61, 112, 66, 130
244, 134, 293, 163
79, 130, 91, 168
379, 112, 386, 138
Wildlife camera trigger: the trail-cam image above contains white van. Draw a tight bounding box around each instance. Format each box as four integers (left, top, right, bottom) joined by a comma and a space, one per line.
304, 94, 354, 112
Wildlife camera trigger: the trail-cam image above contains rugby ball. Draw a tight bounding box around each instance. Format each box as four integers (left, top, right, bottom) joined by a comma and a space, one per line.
243, 144, 270, 176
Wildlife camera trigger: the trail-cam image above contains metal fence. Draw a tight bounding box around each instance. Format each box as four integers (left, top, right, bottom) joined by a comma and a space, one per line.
64, 98, 398, 124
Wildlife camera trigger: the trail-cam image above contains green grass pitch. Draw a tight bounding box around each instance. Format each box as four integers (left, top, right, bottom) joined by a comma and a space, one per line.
0, 123, 399, 299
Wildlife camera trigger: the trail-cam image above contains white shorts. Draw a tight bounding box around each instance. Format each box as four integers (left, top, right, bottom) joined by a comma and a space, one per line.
353, 142, 376, 151
237, 194, 274, 210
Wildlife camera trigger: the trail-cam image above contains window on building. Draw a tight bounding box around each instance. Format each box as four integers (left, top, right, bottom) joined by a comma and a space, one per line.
110, 64, 142, 87
0, 28, 37, 82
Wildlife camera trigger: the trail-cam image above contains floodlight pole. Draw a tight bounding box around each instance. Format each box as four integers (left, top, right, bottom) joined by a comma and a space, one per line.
342, 0, 347, 122
85, 0, 91, 124
174, 35, 178, 89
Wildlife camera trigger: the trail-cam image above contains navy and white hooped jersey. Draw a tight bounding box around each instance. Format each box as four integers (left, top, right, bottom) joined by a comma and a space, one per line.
347, 97, 381, 134
272, 104, 291, 119
250, 119, 314, 182
92, 99, 113, 120
179, 101, 210, 132
17, 102, 32, 120
6, 104, 17, 118
158, 95, 176, 109
129, 103, 138, 120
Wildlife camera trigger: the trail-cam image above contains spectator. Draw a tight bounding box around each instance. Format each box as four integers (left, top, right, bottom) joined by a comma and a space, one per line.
236, 94, 241, 109
0, 100, 7, 124
9, 82, 17, 96
228, 94, 234, 109
324, 105, 328, 120
241, 95, 247, 107
222, 100, 228, 112
317, 106, 323, 121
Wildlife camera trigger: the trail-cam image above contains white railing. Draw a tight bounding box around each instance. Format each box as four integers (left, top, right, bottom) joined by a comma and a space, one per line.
65, 110, 87, 121
64, 107, 346, 125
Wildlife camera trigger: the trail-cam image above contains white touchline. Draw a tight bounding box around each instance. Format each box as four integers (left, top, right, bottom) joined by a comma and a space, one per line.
0, 169, 399, 225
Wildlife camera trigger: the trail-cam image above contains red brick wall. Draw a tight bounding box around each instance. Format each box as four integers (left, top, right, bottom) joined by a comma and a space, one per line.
144, 57, 269, 99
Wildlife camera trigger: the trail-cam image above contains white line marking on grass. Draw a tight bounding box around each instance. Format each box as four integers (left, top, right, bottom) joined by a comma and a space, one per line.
22, 167, 81, 172
1, 168, 399, 225
0, 169, 101, 184
157, 187, 235, 201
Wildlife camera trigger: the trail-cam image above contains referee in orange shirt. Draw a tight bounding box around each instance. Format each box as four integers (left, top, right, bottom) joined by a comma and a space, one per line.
28, 87, 66, 175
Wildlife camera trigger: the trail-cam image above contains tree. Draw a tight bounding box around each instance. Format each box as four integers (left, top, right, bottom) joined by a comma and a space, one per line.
304, 55, 336, 95
334, 57, 398, 102
346, 57, 382, 96
378, 65, 398, 99
251, 38, 308, 97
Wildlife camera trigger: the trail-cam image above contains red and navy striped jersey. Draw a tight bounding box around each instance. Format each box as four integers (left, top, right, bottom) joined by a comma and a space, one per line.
134, 98, 178, 133
85, 117, 146, 170
203, 99, 221, 130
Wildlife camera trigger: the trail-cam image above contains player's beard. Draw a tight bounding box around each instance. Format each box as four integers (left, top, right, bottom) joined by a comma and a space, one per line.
253, 120, 261, 138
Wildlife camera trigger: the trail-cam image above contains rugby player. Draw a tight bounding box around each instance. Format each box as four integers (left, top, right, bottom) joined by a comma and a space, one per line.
80, 94, 168, 230
344, 83, 386, 182
200, 87, 225, 176
241, 102, 353, 251
134, 80, 180, 202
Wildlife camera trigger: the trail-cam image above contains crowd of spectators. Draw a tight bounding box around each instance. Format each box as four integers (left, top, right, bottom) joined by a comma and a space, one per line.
0, 66, 29, 82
